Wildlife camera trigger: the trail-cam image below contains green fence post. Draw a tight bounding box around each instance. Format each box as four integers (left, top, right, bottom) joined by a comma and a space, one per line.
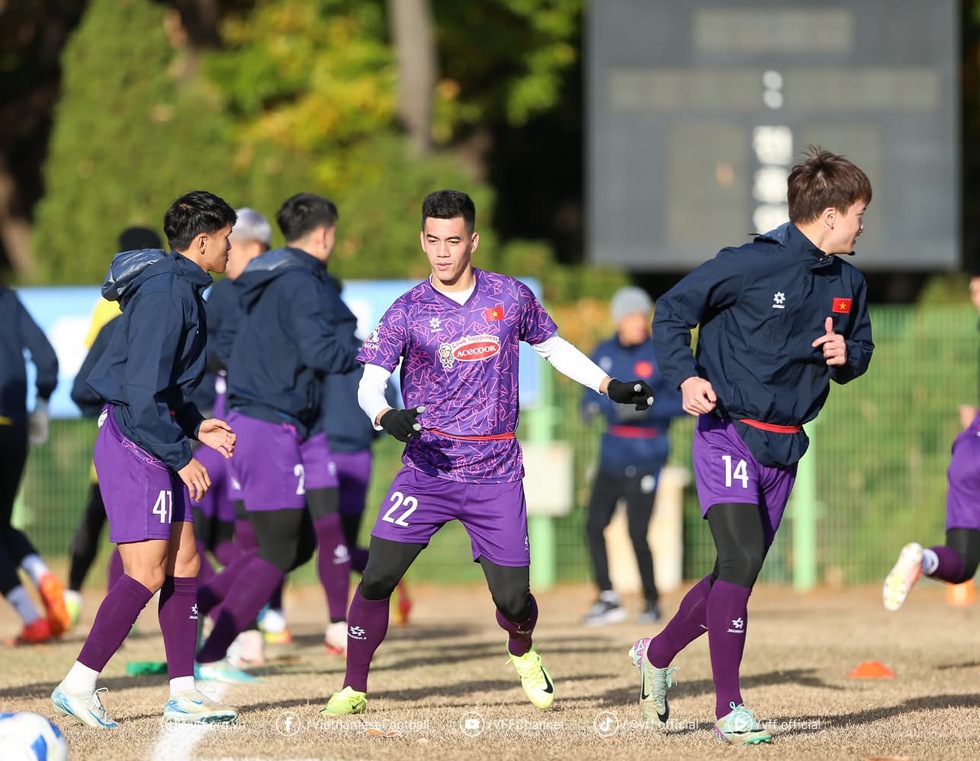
792, 425, 818, 591
527, 367, 557, 590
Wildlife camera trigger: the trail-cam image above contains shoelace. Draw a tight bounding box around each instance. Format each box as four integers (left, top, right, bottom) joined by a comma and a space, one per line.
652, 666, 680, 705
91, 687, 113, 722
723, 702, 763, 732
508, 652, 547, 688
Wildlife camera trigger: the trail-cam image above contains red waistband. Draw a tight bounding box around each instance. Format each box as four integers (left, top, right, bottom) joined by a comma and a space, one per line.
609, 425, 658, 439
430, 428, 517, 441
737, 418, 802, 434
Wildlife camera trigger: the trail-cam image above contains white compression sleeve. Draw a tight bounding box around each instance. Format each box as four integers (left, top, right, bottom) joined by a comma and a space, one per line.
358, 363, 394, 430
532, 334, 608, 394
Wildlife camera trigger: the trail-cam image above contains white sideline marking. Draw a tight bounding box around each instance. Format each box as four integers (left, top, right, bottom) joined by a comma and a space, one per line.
150, 683, 228, 761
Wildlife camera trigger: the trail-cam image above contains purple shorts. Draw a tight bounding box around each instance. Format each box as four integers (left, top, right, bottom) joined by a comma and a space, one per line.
692, 415, 797, 547
334, 450, 372, 516
94, 405, 190, 543
227, 412, 336, 512
371, 467, 530, 567
946, 423, 980, 531
194, 444, 237, 523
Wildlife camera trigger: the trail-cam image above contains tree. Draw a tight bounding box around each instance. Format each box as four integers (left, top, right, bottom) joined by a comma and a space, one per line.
32, 0, 238, 283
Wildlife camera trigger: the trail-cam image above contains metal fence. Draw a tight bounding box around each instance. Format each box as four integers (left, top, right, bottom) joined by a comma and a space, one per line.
12, 305, 976, 589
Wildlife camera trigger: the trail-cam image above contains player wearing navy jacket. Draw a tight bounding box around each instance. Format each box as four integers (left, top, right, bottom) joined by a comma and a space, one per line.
52, 191, 239, 728
631, 147, 874, 745
581, 287, 685, 627
0, 284, 66, 645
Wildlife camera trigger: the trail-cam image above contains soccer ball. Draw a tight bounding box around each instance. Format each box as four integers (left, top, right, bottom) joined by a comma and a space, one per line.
0, 712, 69, 761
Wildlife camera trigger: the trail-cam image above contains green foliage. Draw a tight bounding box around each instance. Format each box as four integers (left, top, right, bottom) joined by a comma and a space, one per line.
32, 0, 238, 283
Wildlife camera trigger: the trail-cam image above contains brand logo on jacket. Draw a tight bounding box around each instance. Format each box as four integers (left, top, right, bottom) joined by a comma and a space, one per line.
771, 292, 786, 309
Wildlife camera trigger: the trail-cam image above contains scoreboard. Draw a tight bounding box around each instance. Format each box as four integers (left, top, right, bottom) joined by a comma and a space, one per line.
586, 0, 959, 271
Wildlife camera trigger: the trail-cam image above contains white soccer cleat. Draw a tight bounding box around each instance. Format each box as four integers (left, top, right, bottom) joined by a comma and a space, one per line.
883, 542, 924, 612
51, 682, 117, 728
163, 689, 238, 724
324, 621, 348, 656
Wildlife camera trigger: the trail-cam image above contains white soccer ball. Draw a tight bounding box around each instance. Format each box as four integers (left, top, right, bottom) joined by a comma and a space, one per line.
0, 712, 69, 761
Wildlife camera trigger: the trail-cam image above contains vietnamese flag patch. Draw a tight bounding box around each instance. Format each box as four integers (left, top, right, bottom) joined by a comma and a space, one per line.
485, 305, 505, 321
832, 297, 852, 314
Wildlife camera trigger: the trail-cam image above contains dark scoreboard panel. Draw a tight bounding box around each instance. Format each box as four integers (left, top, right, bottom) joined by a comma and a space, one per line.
586, 0, 958, 271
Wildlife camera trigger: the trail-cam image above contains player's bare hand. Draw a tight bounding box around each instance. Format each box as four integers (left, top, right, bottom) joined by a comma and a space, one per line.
178, 458, 211, 502
680, 376, 716, 416
812, 316, 847, 366
198, 418, 236, 458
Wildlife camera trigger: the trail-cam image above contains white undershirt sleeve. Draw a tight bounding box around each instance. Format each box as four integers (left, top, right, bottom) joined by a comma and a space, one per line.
358, 363, 394, 430
532, 334, 609, 394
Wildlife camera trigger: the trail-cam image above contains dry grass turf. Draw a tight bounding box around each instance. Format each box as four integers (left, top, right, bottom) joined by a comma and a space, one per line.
1, 579, 978, 761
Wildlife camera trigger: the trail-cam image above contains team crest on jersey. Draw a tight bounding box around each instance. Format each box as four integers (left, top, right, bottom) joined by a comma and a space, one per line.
438, 334, 501, 368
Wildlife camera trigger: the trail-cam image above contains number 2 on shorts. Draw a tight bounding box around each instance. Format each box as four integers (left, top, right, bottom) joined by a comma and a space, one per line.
382, 490, 419, 527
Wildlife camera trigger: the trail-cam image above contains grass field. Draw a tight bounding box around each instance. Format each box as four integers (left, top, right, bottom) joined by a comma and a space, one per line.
1, 578, 978, 760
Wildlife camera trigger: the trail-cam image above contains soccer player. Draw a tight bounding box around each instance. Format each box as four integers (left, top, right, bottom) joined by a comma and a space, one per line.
632, 147, 874, 745
0, 284, 67, 645
882, 276, 980, 611
51, 191, 239, 727
321, 189, 654, 717
194, 193, 359, 673
64, 226, 162, 629
581, 286, 685, 626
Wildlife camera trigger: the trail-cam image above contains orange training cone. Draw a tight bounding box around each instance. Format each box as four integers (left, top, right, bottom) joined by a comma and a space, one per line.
847, 661, 895, 679
946, 579, 976, 607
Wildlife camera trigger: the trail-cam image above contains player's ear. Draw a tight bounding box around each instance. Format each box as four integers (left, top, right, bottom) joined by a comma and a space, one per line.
419, 230, 426, 252
470, 231, 479, 253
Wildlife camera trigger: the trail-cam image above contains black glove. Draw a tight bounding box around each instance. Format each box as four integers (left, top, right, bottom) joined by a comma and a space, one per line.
379, 406, 425, 442
606, 379, 654, 411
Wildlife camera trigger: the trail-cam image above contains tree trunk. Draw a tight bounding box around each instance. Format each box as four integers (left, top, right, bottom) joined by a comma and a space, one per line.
386, 0, 436, 155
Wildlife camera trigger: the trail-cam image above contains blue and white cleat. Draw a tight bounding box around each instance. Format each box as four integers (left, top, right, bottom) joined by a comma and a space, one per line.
194, 659, 260, 684
163, 689, 238, 724
629, 637, 679, 729
51, 682, 117, 728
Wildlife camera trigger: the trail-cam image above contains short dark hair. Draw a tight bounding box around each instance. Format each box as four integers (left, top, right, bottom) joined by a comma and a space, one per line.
276, 193, 339, 243
163, 191, 237, 251
787, 146, 872, 225
421, 189, 476, 234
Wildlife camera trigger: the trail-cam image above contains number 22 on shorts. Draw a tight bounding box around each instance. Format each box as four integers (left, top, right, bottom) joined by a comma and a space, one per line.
382, 491, 419, 527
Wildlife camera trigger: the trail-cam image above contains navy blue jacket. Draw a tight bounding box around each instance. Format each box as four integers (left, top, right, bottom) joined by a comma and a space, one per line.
206, 277, 240, 372
582, 336, 685, 477
0, 287, 58, 425
72, 317, 118, 417
86, 249, 212, 471
225, 247, 359, 437
653, 222, 874, 467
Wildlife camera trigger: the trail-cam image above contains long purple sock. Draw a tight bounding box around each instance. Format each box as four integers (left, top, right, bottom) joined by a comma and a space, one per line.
707, 579, 752, 718
197, 556, 284, 663
314, 514, 351, 622
196, 549, 257, 616
158, 576, 197, 679
647, 574, 713, 668
496, 595, 538, 656
196, 541, 216, 585
344, 587, 390, 693
928, 546, 966, 583
213, 539, 237, 568
234, 518, 257, 556
106, 549, 124, 593
78, 574, 153, 672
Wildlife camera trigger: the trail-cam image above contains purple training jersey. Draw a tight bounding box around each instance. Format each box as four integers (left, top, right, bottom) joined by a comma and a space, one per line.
946, 410, 980, 531
357, 269, 557, 483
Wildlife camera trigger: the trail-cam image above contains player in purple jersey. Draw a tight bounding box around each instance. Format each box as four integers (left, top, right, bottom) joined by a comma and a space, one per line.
634, 148, 874, 745
883, 278, 980, 611
320, 189, 654, 717
51, 191, 240, 728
